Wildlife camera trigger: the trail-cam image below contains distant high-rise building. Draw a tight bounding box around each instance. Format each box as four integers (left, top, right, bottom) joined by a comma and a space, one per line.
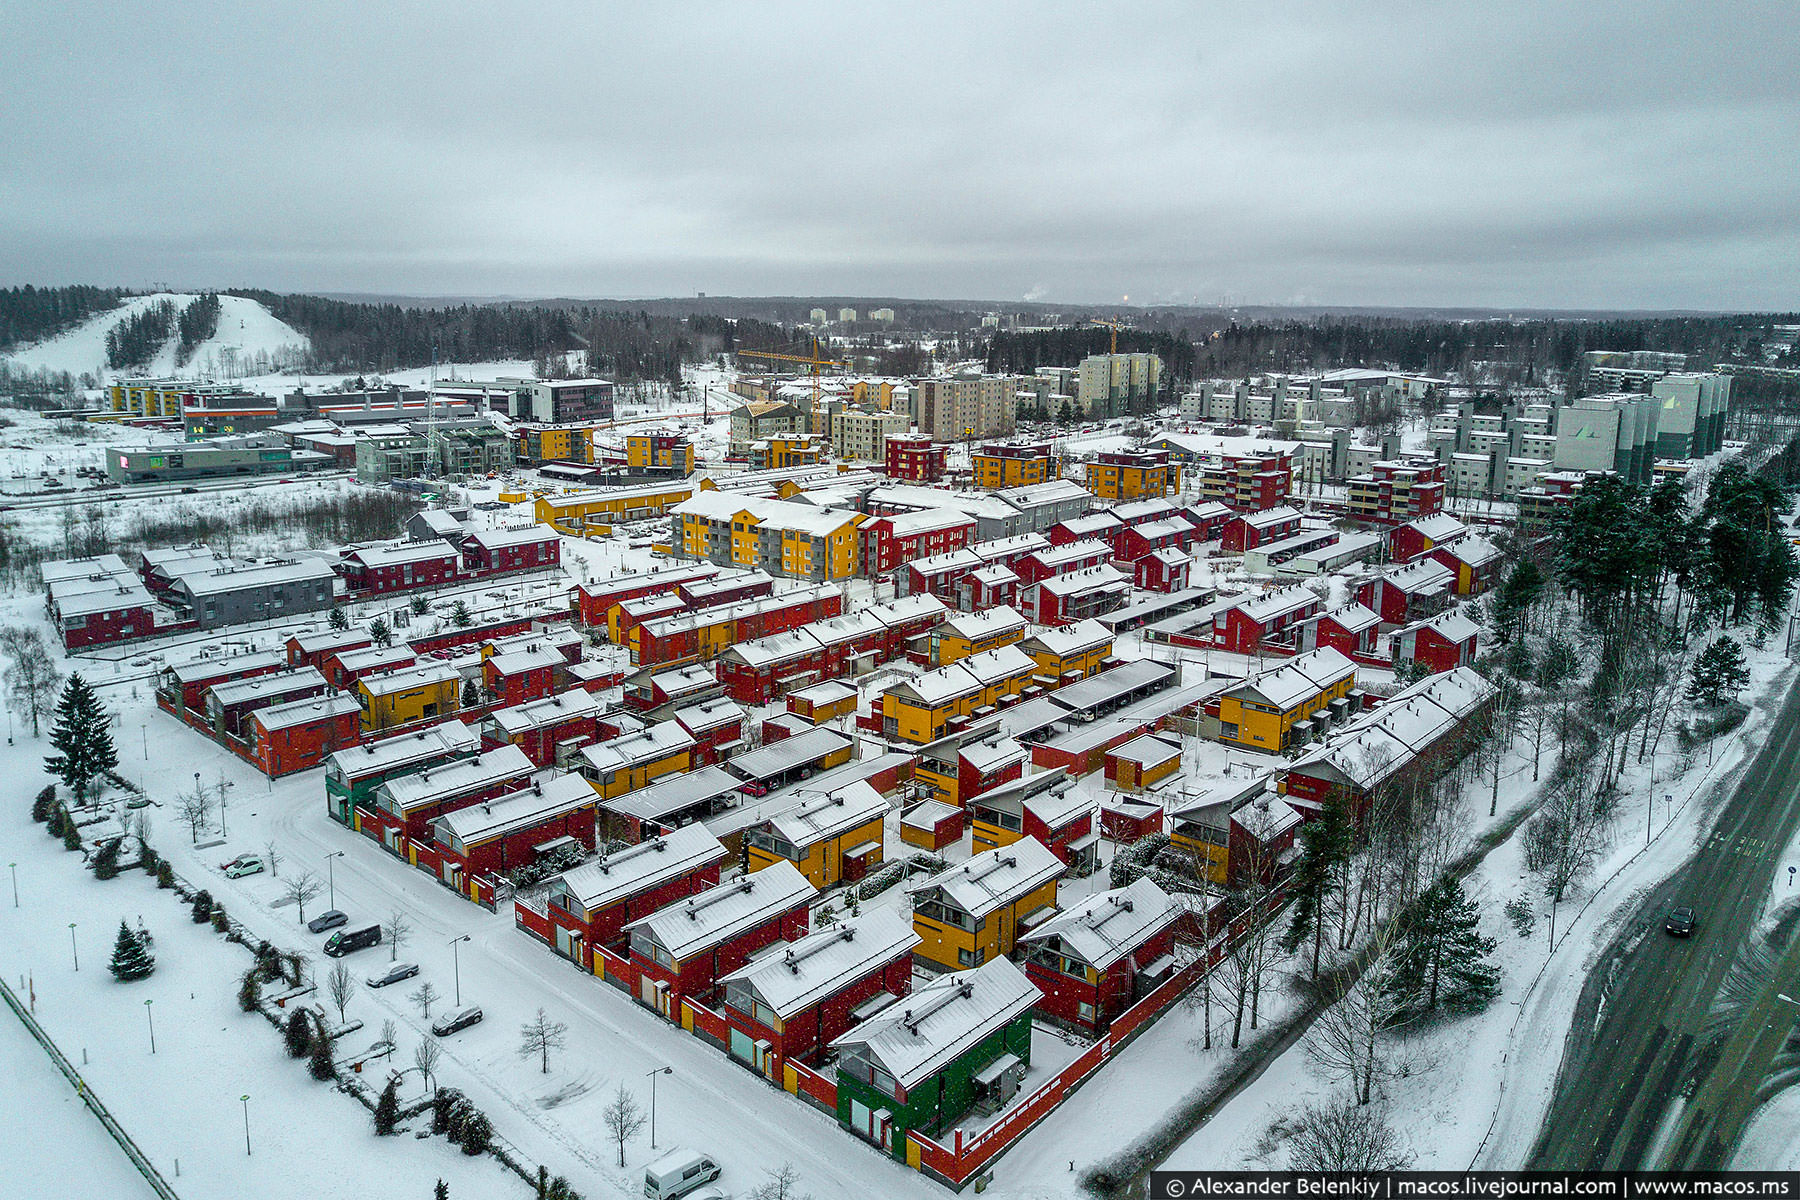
913, 375, 1018, 441
809, 308, 829, 324
837, 307, 858, 323
1076, 353, 1161, 418
869, 308, 896, 323
1649, 373, 1730, 460
1553, 393, 1658, 484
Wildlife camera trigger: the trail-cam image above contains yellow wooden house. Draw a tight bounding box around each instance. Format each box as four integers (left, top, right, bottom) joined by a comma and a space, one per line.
910, 836, 1064, 970
745, 782, 889, 890
355, 662, 461, 734
1020, 618, 1113, 685
1208, 646, 1357, 754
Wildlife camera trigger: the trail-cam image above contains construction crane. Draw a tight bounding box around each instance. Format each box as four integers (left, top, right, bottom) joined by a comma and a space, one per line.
734, 347, 855, 412
1089, 317, 1128, 355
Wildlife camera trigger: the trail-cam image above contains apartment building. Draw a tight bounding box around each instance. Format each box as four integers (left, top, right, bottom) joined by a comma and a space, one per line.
913, 374, 1018, 441
973, 441, 1060, 489
1076, 353, 1161, 418
830, 409, 912, 462
671, 491, 866, 581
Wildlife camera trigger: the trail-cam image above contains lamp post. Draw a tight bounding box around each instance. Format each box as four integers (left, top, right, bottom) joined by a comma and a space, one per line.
647, 1065, 672, 1149
449, 934, 471, 1006
9, 862, 16, 908
324, 851, 344, 911
68, 923, 78, 971
240, 1094, 251, 1155
144, 999, 156, 1054
141, 724, 147, 760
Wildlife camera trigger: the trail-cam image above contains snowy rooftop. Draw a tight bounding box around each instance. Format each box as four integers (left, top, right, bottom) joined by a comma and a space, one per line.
551, 824, 727, 914
829, 957, 1040, 1090
868, 592, 947, 627
376, 744, 534, 812
1108, 498, 1181, 524
581, 722, 696, 774
432, 775, 595, 847
788, 679, 857, 707
727, 727, 853, 782
1291, 666, 1496, 788
1230, 647, 1357, 711
1379, 557, 1456, 594
601, 764, 742, 824
1048, 658, 1176, 714
940, 605, 1027, 642
959, 643, 1038, 687
1055, 513, 1125, 538
344, 539, 460, 569
970, 769, 1092, 831
763, 781, 890, 846
464, 523, 557, 550
1021, 617, 1111, 659
248, 693, 361, 733
172, 556, 338, 597
1027, 538, 1114, 570
1233, 505, 1302, 530
357, 661, 459, 698
326, 721, 478, 779
1034, 564, 1132, 597
718, 908, 919, 1019
1318, 602, 1381, 634
1400, 610, 1481, 644
875, 507, 978, 538
673, 696, 745, 735
865, 485, 1019, 521
333, 644, 417, 675
625, 860, 817, 962
1021, 877, 1177, 970
208, 666, 326, 707
486, 689, 601, 736
486, 644, 568, 676
289, 627, 373, 656
910, 835, 1064, 919
1109, 733, 1182, 767
1231, 585, 1319, 622
1401, 513, 1468, 543
889, 661, 981, 707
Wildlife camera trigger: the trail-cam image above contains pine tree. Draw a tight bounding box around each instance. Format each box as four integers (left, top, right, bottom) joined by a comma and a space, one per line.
435, 1180, 450, 1200
308, 1017, 337, 1080
461, 678, 481, 709
46, 803, 65, 837
369, 617, 393, 647
91, 836, 122, 879
284, 1008, 312, 1058
329, 607, 349, 632
450, 600, 472, 628
1385, 879, 1500, 1016
458, 1111, 492, 1156
108, 919, 155, 981
238, 968, 262, 1013
190, 888, 213, 924
43, 673, 118, 802
410, 594, 430, 617
1687, 636, 1749, 708
374, 1077, 400, 1135
1491, 561, 1545, 643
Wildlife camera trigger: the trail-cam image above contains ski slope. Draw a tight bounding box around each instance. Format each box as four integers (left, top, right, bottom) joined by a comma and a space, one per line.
2, 292, 308, 381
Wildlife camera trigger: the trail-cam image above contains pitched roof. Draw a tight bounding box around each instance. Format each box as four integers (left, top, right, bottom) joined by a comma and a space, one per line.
358, 662, 459, 698
829, 957, 1040, 1089
718, 908, 919, 1019
1288, 666, 1496, 789
763, 781, 891, 847
550, 823, 727, 913
1229, 646, 1357, 710
249, 693, 362, 733
910, 835, 1064, 919
486, 689, 602, 736
1020, 877, 1177, 970
624, 860, 817, 961
432, 775, 595, 846
375, 744, 534, 812
325, 721, 479, 779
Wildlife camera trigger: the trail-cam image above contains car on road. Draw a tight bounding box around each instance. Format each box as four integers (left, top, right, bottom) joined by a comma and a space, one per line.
431, 1005, 483, 1037
179, 486, 199, 493
1666, 906, 1697, 936
307, 909, 349, 934
367, 961, 419, 988
221, 854, 264, 878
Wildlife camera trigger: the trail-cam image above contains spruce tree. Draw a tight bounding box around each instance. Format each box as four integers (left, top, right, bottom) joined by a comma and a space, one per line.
156, 860, 175, 889
450, 600, 472, 629
458, 1111, 492, 1155
43, 673, 118, 802
108, 919, 155, 981
46, 804, 65, 837
91, 836, 122, 879
374, 1077, 400, 1135
1687, 636, 1749, 708
190, 888, 213, 924
1386, 879, 1500, 1016
369, 617, 393, 647
284, 1008, 312, 1058
62, 819, 82, 851
308, 1018, 337, 1080
1491, 561, 1545, 643
461, 678, 481, 709
435, 1181, 450, 1200
238, 968, 262, 1013
1281, 793, 1352, 980
32, 785, 55, 822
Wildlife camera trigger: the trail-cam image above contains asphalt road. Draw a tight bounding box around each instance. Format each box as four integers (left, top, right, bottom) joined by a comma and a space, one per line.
1528, 674, 1800, 1170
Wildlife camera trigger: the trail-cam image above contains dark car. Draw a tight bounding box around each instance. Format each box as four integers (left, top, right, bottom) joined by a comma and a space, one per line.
1666, 906, 1697, 937
431, 1005, 483, 1037
307, 909, 349, 934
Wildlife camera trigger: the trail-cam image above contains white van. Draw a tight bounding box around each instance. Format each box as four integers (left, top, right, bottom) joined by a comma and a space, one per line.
643, 1150, 720, 1200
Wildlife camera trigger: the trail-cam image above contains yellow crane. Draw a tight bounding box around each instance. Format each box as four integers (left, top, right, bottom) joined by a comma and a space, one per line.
1089, 317, 1128, 355
734, 346, 855, 412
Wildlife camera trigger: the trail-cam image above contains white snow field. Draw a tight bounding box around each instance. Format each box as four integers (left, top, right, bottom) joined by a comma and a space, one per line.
2, 292, 307, 381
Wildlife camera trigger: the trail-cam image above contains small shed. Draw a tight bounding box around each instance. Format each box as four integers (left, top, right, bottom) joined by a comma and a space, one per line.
900, 800, 963, 852
1099, 798, 1164, 845
1105, 734, 1183, 794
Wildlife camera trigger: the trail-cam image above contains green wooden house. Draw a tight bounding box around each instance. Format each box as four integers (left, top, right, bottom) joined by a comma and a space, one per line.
322, 722, 478, 826
830, 956, 1038, 1160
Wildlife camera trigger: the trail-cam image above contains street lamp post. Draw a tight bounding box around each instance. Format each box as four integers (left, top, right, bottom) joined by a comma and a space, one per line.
449, 934, 471, 1006
9, 862, 16, 908
141, 724, 147, 760
324, 851, 344, 911
647, 1066, 672, 1149
144, 999, 156, 1054
240, 1094, 251, 1155
68, 923, 78, 971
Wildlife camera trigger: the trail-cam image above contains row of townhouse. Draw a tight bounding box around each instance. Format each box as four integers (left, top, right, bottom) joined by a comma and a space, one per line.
630, 584, 844, 668
337, 524, 561, 594
717, 594, 948, 704
902, 533, 1050, 611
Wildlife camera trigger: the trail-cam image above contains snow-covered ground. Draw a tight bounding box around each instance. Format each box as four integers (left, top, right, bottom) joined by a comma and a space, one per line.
2, 293, 308, 383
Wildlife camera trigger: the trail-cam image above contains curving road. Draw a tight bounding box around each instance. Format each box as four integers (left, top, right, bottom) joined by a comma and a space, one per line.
1528, 673, 1800, 1170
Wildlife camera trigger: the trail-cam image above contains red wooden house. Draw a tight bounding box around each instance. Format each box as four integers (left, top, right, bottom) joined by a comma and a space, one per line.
528, 824, 727, 969
363, 744, 535, 855
1355, 558, 1456, 627
1298, 603, 1381, 659
673, 696, 747, 765
461, 524, 561, 575
717, 909, 919, 1068
575, 563, 720, 626
325, 643, 418, 692
1387, 513, 1467, 563
425, 775, 597, 887
339, 540, 463, 594
1115, 516, 1199, 564
677, 570, 776, 611
869, 593, 948, 658
1099, 798, 1164, 845
246, 694, 362, 777
1181, 500, 1233, 541
1427, 534, 1502, 597
1134, 547, 1192, 593
285, 628, 373, 671
1015, 539, 1114, 587
861, 509, 977, 575
1022, 877, 1179, 1034
916, 726, 1028, 812
1220, 505, 1301, 553
1210, 585, 1322, 654
205, 667, 329, 740
482, 642, 565, 707
482, 690, 601, 767
1392, 610, 1480, 675
968, 769, 1100, 876
161, 650, 287, 717
1028, 565, 1134, 626
1048, 512, 1126, 550
626, 662, 720, 712
623, 861, 817, 1015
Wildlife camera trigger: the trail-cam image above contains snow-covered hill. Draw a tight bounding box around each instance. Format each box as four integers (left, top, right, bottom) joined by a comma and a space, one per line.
1, 292, 309, 381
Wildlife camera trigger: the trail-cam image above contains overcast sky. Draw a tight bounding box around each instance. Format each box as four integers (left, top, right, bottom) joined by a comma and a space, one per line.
1, 2, 1794, 310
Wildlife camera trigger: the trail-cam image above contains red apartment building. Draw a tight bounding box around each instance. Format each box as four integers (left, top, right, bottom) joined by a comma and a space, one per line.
622, 861, 817, 1014
1022, 877, 1179, 1033
884, 434, 948, 483
525, 824, 727, 968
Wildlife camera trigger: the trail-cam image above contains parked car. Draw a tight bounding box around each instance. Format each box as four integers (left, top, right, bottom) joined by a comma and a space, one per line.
307, 909, 349, 934
1666, 906, 1697, 937
221, 855, 264, 879
179, 486, 199, 494
323, 925, 382, 957
367, 961, 419, 988
644, 1151, 721, 1200
431, 1005, 483, 1037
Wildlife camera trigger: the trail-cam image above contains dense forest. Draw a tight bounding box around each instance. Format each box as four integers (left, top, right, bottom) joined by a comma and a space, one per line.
985, 326, 1198, 379
174, 292, 220, 365
0, 285, 124, 350
105, 300, 177, 368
